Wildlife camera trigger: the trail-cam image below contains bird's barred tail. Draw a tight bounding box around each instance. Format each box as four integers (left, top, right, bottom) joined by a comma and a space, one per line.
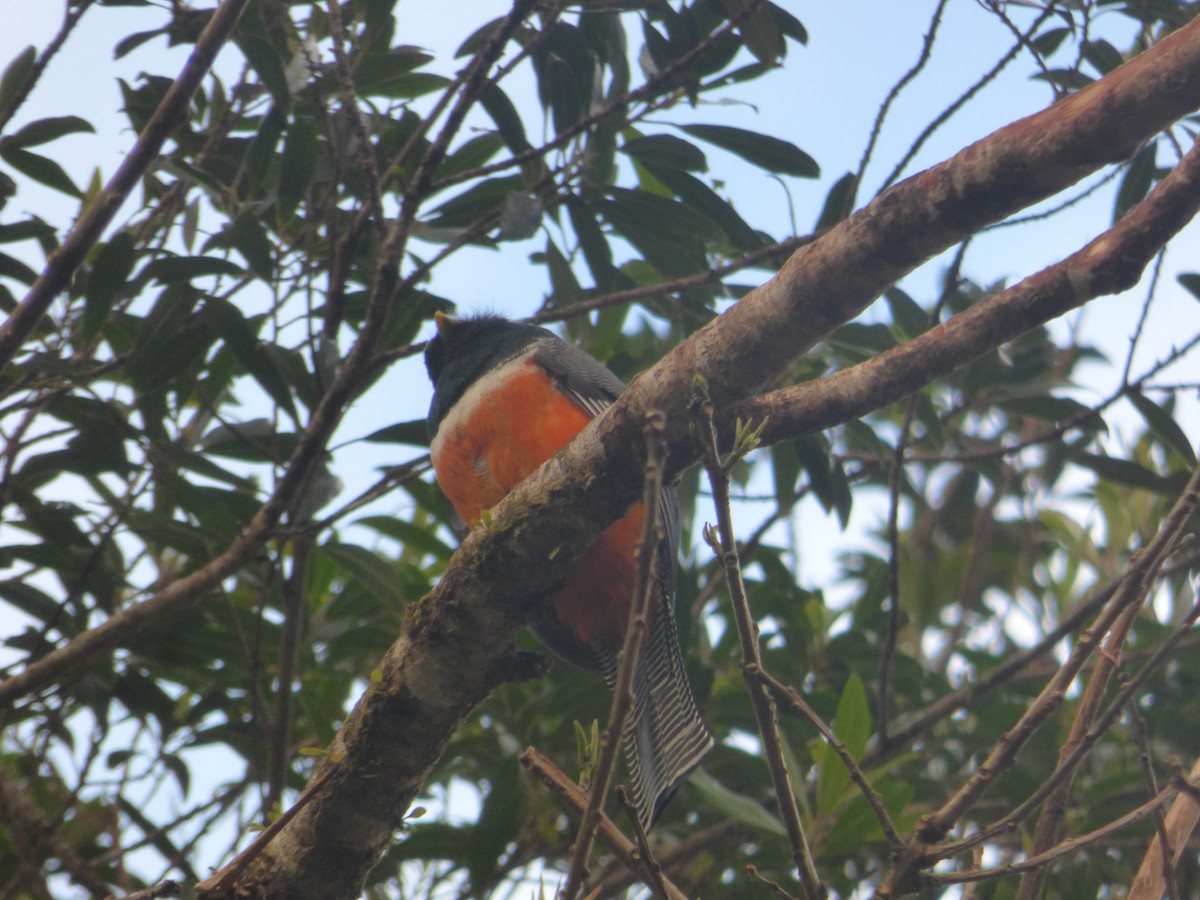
613, 598, 712, 830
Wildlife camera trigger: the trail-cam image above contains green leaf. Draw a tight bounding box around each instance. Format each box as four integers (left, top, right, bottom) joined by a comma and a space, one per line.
437, 132, 504, 182
1114, 140, 1156, 222
278, 116, 318, 221
815, 171, 855, 230
884, 286, 928, 339
566, 197, 625, 292
621, 134, 708, 173
0, 578, 62, 625
246, 103, 285, 192
688, 767, 787, 836
1178, 272, 1200, 301
0, 46, 36, 118
1081, 38, 1124, 75
0, 146, 82, 197
543, 237, 581, 305
143, 254, 243, 283
721, 0, 784, 64
998, 394, 1094, 423
647, 165, 766, 252
84, 232, 137, 338
366, 70, 451, 101
0, 216, 55, 245
1032, 27, 1071, 57
226, 213, 275, 280
680, 124, 818, 177
236, 34, 290, 109
0, 251, 38, 285
478, 84, 530, 154
1, 115, 94, 149
125, 285, 211, 391
1129, 389, 1196, 465
767, 2, 808, 45
362, 419, 430, 447
467, 762, 524, 893
1074, 452, 1173, 493
771, 441, 802, 511
200, 420, 298, 463
601, 187, 721, 276
202, 298, 298, 423
353, 516, 454, 562
354, 47, 434, 92
815, 672, 871, 817
322, 542, 401, 605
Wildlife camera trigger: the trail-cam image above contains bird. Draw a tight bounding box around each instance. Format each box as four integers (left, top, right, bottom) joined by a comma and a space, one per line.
424, 311, 712, 829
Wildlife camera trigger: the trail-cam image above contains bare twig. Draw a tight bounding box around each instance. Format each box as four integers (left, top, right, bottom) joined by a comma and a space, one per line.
692, 386, 825, 899
615, 788, 670, 900
879, 4, 1056, 191
758, 668, 904, 848
1016, 595, 1144, 899
562, 412, 668, 900
851, 0, 949, 210
520, 748, 689, 900
929, 774, 1200, 887
878, 464, 1200, 894
1126, 690, 1182, 900
266, 532, 312, 812
938, 470, 1200, 864
1128, 754, 1200, 900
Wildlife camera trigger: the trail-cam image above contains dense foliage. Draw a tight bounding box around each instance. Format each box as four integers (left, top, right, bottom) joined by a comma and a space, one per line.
1, 1, 1200, 898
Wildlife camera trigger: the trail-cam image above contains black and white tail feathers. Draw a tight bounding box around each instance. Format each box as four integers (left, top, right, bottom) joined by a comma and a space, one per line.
601, 594, 713, 830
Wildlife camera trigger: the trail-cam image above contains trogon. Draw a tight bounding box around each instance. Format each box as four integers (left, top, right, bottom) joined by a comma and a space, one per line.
424, 312, 712, 828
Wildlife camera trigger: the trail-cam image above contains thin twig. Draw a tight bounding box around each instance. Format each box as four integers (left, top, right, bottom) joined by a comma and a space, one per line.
267, 532, 312, 812
758, 668, 904, 848
194, 766, 336, 894
879, 245, 963, 745
879, 4, 1056, 192
1126, 689, 1182, 900
928, 774, 1200, 886
562, 412, 668, 900
1128, 752, 1200, 900
940, 552, 1200, 861
850, 0, 949, 212
0, 765, 111, 897
615, 788, 670, 900
692, 386, 825, 899
1016, 593, 1144, 899
520, 748, 689, 900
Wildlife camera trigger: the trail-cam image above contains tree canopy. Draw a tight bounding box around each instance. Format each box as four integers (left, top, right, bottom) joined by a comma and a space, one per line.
2, 1, 1200, 898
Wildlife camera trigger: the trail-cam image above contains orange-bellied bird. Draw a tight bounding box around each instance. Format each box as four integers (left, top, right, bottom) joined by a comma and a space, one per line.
424, 312, 712, 828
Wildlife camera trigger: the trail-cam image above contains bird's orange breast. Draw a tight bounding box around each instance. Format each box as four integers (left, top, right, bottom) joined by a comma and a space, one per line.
430, 355, 642, 652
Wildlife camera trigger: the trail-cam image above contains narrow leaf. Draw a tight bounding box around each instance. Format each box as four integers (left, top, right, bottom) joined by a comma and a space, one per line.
1129, 390, 1196, 464
680, 124, 818, 177
2, 115, 95, 149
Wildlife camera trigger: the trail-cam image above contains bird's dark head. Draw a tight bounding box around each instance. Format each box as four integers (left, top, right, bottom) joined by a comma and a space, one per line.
424, 312, 554, 437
